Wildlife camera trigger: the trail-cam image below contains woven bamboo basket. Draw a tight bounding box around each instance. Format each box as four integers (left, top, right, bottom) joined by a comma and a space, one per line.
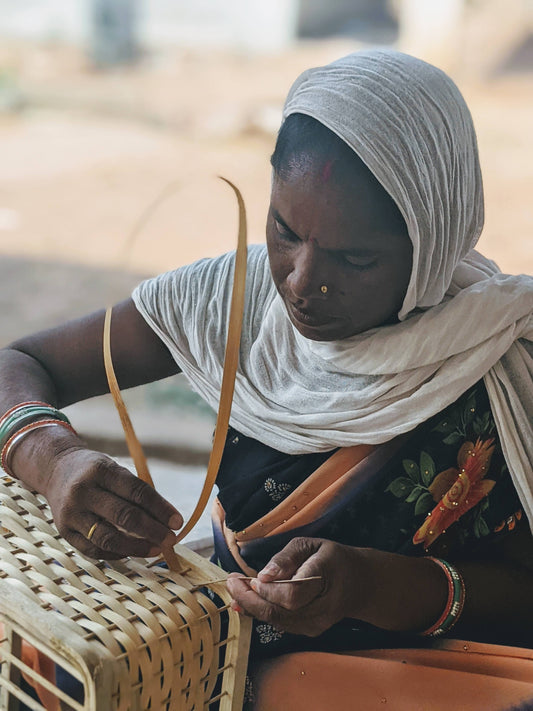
0, 472, 252, 711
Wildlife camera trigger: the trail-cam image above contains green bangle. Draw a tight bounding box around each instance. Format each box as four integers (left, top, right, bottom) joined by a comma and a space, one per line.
0, 405, 71, 449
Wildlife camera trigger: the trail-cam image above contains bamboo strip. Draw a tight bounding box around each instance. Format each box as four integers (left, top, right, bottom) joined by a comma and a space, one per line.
103, 307, 183, 573
176, 178, 247, 543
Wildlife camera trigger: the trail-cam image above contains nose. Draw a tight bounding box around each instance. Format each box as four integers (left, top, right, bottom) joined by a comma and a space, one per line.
286, 243, 327, 302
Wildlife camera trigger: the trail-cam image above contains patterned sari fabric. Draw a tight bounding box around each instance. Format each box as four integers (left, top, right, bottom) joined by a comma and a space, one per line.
212, 379, 526, 673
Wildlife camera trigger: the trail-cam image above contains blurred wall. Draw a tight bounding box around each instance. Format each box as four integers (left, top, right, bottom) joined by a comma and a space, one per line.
298, 0, 393, 37
0, 0, 299, 52
141, 0, 299, 51
396, 0, 533, 74
397, 0, 464, 71
0, 0, 86, 43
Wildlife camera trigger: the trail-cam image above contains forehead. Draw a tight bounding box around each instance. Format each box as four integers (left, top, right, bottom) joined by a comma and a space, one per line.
270, 160, 409, 252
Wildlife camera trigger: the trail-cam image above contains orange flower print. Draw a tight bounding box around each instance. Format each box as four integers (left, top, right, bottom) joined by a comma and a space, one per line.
413, 439, 496, 548
494, 510, 522, 533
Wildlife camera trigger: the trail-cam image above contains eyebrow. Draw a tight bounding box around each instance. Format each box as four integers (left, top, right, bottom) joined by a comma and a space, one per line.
271, 208, 381, 257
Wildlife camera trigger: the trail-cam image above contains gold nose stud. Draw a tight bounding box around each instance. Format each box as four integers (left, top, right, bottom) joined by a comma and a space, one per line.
320, 285, 328, 294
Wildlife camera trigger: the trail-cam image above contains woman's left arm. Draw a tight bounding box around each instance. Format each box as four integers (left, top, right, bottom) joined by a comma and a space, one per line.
226, 524, 533, 641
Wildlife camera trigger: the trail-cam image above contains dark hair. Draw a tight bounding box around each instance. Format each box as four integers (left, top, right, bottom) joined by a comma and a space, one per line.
270, 113, 362, 180
271, 113, 408, 236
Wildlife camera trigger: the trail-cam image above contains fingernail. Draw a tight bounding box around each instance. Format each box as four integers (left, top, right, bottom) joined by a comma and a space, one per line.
163, 532, 178, 548
249, 578, 260, 594
169, 513, 183, 529
259, 562, 280, 579
231, 602, 243, 614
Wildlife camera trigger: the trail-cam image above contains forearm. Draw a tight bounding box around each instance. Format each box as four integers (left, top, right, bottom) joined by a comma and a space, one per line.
347, 547, 448, 633
0, 347, 59, 409
228, 534, 533, 640
1, 300, 180, 493
0, 307, 185, 560
455, 558, 533, 643
350, 546, 533, 640
0, 348, 85, 494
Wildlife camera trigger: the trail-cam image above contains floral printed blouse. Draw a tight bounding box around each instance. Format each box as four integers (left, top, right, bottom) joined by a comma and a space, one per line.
214, 379, 525, 664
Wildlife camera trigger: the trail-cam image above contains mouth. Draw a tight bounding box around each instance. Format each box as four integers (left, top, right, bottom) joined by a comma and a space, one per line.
288, 302, 333, 329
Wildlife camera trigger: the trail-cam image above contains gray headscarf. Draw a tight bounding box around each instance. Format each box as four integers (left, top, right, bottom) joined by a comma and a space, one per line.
283, 49, 488, 318
134, 50, 533, 528
282, 49, 533, 527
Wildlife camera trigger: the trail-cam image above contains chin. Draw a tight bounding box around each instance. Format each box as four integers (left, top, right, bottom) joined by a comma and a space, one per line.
291, 319, 348, 342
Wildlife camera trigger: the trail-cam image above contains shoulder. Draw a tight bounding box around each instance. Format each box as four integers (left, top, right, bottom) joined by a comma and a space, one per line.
132, 244, 271, 311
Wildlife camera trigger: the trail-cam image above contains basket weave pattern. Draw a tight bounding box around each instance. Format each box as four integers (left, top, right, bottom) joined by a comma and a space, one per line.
0, 473, 251, 711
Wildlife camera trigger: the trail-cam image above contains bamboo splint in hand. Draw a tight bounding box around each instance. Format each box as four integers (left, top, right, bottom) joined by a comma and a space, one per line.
103, 308, 184, 571
103, 177, 248, 569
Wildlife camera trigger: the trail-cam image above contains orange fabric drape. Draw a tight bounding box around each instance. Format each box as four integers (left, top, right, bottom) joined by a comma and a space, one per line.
0, 622, 59, 711
252, 642, 533, 711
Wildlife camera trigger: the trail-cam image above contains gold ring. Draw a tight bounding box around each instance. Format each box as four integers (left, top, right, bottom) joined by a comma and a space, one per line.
86, 522, 98, 541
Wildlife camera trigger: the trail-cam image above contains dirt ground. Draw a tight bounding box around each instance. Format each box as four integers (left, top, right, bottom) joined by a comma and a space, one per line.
0, 37, 532, 346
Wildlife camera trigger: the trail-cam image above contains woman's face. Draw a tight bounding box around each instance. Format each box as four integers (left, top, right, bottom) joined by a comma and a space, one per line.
266, 157, 413, 341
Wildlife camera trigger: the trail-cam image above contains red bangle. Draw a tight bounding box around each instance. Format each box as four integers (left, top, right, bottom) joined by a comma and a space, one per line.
421, 557, 466, 637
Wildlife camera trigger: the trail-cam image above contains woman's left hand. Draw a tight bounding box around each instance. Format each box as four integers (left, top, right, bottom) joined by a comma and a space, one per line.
226, 537, 367, 637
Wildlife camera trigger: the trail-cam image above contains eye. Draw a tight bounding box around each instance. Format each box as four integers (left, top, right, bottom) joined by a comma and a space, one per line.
274, 219, 299, 242
343, 254, 377, 270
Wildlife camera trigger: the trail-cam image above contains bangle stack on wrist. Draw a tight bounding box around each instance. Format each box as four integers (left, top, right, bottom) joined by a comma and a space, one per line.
421, 557, 466, 637
0, 401, 76, 476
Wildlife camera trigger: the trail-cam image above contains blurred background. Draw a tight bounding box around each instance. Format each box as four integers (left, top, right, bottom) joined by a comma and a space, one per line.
1, 0, 531, 541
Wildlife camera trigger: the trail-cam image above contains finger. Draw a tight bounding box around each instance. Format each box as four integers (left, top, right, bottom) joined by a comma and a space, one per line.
227, 576, 285, 621
95, 459, 184, 529
226, 573, 253, 599
71, 519, 163, 559
226, 575, 329, 635
250, 576, 323, 611
257, 537, 322, 582
68, 529, 130, 560
87, 490, 178, 548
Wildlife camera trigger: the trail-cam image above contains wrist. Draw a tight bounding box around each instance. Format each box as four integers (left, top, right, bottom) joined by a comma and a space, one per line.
8, 426, 85, 497
337, 544, 375, 621
419, 558, 466, 637
342, 548, 450, 633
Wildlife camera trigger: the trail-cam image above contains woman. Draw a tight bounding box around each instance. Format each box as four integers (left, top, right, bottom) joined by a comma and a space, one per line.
1, 50, 532, 709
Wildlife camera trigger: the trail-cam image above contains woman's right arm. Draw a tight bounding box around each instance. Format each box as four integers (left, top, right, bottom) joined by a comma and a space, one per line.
0, 297, 185, 559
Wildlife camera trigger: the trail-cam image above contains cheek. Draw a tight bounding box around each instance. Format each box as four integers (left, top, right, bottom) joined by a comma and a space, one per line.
337, 265, 409, 324
266, 231, 289, 288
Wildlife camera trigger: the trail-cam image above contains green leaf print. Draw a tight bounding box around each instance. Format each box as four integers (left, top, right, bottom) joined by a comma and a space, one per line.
463, 391, 477, 427
433, 420, 456, 434
414, 492, 434, 516
477, 517, 490, 537
473, 410, 494, 437
473, 515, 489, 538
386, 477, 415, 498
443, 432, 464, 446
405, 485, 425, 503
402, 459, 420, 483
433, 388, 479, 443
419, 451, 436, 487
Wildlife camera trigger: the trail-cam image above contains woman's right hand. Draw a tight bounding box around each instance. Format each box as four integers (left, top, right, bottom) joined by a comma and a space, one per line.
43, 446, 183, 560
1, 298, 185, 559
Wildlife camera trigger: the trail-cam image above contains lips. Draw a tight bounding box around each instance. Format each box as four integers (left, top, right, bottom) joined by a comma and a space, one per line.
288, 302, 331, 329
